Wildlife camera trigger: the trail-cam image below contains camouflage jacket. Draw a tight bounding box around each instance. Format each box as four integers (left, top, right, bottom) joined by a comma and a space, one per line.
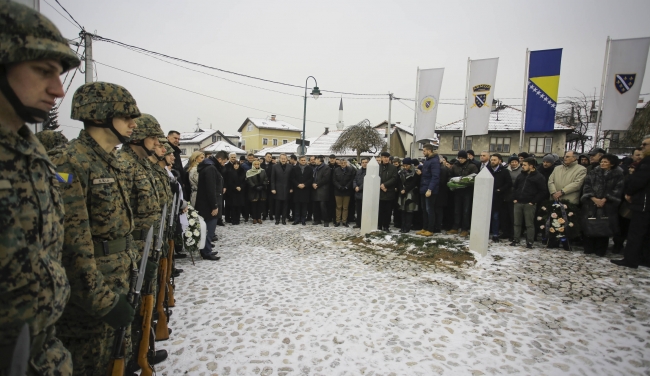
0, 124, 71, 374
50, 130, 136, 321
117, 145, 161, 241
150, 162, 172, 252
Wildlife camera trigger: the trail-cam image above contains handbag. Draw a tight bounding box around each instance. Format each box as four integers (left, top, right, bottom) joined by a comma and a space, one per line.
582, 203, 613, 237
618, 200, 632, 219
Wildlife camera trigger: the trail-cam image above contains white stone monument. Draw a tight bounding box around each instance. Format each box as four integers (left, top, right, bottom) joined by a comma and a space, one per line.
469, 167, 494, 257
360, 157, 380, 235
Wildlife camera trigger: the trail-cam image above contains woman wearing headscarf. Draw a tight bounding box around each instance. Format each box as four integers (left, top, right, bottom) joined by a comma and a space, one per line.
188, 151, 205, 206
246, 159, 269, 224
227, 160, 247, 224
581, 154, 624, 256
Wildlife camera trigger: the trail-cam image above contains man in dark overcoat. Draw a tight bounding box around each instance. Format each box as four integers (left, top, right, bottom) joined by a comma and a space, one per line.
290, 155, 314, 225
312, 155, 332, 227
271, 153, 293, 224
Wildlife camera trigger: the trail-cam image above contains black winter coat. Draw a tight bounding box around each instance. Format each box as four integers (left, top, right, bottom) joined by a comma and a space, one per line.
513, 170, 547, 204
379, 162, 399, 201
246, 170, 268, 201
581, 166, 625, 235
353, 168, 366, 200
311, 164, 331, 202
195, 157, 223, 220
271, 163, 293, 200
290, 165, 313, 203
626, 155, 650, 212
333, 166, 355, 196
450, 160, 478, 180
227, 168, 247, 207
488, 164, 512, 208
434, 165, 450, 207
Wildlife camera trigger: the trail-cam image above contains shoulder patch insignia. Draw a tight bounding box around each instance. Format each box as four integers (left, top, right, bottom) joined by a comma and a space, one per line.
55, 172, 74, 184
93, 178, 115, 185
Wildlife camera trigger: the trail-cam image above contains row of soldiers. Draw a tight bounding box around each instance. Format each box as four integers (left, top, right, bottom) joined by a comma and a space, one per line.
0, 2, 183, 375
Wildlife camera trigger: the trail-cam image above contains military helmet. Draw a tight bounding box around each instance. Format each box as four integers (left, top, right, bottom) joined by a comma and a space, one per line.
35, 130, 68, 151
71, 82, 140, 121
131, 114, 164, 142
163, 143, 174, 156
0, 1, 80, 72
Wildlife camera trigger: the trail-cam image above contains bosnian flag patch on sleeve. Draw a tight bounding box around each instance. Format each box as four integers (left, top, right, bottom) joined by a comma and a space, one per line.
55, 172, 73, 184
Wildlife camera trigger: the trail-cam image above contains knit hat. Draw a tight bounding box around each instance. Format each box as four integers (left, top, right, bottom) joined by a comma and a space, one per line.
467, 149, 475, 157
542, 154, 556, 163
402, 157, 413, 165
508, 156, 519, 163
457, 150, 468, 159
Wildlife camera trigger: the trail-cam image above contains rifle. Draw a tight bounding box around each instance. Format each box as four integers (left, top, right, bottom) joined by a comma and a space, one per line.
136, 205, 166, 376
167, 192, 182, 308
155, 196, 174, 342
107, 226, 153, 376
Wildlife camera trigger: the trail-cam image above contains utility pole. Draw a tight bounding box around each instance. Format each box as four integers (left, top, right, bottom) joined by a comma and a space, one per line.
84, 32, 93, 83
386, 93, 393, 150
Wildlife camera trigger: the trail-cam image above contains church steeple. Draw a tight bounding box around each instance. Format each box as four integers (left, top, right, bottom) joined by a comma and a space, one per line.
336, 98, 344, 130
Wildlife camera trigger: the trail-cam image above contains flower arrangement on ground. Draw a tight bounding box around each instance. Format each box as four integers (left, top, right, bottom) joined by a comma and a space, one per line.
535, 200, 581, 247
183, 204, 203, 254
447, 173, 477, 191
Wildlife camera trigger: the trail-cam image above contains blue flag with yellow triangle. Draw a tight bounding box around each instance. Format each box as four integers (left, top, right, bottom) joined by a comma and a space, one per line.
525, 49, 562, 133
55, 171, 73, 184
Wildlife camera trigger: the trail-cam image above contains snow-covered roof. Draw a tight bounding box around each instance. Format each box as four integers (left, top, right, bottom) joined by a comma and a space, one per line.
237, 117, 302, 132
436, 106, 573, 132
306, 130, 377, 157
374, 121, 414, 136
254, 137, 318, 157
179, 129, 218, 144
202, 141, 246, 154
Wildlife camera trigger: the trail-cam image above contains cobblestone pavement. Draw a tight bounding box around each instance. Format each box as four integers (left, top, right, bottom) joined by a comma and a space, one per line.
161, 222, 650, 376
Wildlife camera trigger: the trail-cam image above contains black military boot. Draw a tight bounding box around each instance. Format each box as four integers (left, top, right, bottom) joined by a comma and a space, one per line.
148, 349, 168, 365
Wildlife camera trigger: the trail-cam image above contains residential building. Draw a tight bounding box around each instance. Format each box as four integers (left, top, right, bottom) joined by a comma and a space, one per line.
374, 121, 424, 158
435, 105, 572, 159
178, 128, 218, 157
237, 115, 302, 153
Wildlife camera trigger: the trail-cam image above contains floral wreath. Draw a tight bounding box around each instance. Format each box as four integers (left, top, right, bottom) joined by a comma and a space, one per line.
183, 204, 202, 254
535, 199, 581, 241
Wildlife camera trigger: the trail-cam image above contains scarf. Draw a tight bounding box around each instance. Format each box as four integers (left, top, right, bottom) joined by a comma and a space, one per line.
246, 166, 262, 178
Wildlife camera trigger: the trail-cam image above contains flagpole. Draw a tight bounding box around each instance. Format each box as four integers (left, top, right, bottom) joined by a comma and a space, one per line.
519, 49, 530, 153
461, 57, 471, 149
411, 67, 419, 157
594, 36, 611, 149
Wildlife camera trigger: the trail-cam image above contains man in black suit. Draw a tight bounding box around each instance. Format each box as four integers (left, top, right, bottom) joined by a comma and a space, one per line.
195, 151, 227, 260
271, 153, 293, 224
290, 155, 313, 225
312, 155, 332, 227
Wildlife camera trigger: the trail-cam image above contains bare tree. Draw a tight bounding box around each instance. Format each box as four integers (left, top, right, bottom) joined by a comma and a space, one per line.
556, 92, 594, 153
622, 102, 650, 147
42, 106, 60, 131
330, 119, 385, 161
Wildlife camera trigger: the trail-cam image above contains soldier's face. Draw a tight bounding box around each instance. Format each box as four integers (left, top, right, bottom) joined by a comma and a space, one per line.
113, 117, 137, 138
6, 59, 64, 120
154, 142, 165, 157
165, 153, 175, 165
144, 136, 157, 150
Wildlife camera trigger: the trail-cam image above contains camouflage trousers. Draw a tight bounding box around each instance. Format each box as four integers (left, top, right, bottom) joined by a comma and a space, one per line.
60, 323, 130, 376
0, 329, 72, 376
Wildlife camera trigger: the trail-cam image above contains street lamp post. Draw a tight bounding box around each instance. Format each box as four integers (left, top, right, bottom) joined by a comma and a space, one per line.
301, 76, 321, 155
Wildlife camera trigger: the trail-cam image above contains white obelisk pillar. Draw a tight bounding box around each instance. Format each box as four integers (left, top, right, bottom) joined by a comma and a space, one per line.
469, 167, 494, 257
360, 157, 380, 235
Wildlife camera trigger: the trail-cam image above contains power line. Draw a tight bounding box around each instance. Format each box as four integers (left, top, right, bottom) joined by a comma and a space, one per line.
94, 60, 333, 126
42, 0, 80, 30
92, 34, 388, 97
53, 0, 83, 30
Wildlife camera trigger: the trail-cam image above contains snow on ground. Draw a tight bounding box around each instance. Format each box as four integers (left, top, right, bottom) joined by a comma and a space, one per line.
158, 222, 650, 376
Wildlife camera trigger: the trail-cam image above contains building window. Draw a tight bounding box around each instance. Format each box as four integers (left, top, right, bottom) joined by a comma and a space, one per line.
465, 137, 473, 152
217, 136, 222, 141
273, 139, 278, 146
247, 123, 253, 132
452, 136, 460, 151
418, 143, 424, 150
529, 137, 552, 154
193, 148, 198, 152
282, 139, 288, 144
211, 135, 217, 143
490, 137, 511, 153
262, 138, 268, 146
180, 149, 187, 155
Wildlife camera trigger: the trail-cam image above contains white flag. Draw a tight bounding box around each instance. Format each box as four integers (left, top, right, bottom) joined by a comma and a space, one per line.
415, 68, 444, 142
601, 37, 650, 131
465, 58, 499, 136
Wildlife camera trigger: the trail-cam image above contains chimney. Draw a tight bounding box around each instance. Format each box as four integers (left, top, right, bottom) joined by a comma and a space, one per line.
270, 115, 276, 121
324, 127, 329, 135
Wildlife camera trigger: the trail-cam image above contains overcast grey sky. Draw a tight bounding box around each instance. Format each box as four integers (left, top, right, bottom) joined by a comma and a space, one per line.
42, 0, 650, 141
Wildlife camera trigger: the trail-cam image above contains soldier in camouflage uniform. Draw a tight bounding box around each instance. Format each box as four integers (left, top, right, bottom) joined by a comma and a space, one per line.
0, 2, 80, 375
119, 114, 168, 371
35, 130, 69, 152
50, 82, 141, 376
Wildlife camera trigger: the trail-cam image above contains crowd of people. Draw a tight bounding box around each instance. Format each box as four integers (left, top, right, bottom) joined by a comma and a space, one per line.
1, 3, 650, 376
189, 141, 650, 271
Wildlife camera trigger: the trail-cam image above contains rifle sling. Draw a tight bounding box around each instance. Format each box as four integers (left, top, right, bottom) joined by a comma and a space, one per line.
93, 236, 131, 257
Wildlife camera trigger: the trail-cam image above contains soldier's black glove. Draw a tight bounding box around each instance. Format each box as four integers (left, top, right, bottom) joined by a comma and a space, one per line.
256, 186, 264, 191
145, 260, 158, 281
101, 294, 135, 329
